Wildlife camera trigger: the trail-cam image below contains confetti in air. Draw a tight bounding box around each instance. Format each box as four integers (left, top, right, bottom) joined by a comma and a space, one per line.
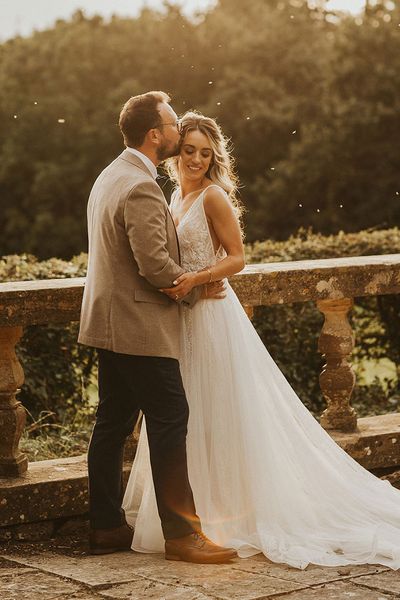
58, 119, 65, 123
208, 81, 213, 85
13, 115, 18, 119
217, 102, 221, 105
299, 204, 303, 207
246, 116, 250, 120
292, 130, 297, 134
316, 209, 320, 213
339, 204, 343, 208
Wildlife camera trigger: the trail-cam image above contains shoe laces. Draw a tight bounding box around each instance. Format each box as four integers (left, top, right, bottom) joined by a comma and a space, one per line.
193, 531, 208, 546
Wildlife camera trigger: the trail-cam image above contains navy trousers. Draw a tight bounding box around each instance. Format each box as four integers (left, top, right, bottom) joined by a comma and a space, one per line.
88, 349, 200, 540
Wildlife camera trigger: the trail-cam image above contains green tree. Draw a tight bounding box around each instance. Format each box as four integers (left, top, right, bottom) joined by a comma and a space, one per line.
0, 1, 399, 256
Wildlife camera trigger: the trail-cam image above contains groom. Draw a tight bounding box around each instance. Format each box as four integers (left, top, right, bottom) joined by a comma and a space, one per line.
78, 91, 236, 563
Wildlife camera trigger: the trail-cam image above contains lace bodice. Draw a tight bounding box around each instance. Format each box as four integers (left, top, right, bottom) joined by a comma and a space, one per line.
170, 185, 226, 271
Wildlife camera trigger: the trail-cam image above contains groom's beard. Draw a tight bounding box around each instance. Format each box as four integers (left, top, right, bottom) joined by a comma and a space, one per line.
157, 140, 180, 161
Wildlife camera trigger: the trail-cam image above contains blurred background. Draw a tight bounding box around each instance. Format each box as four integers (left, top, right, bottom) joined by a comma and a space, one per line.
1, 0, 399, 258
1, 0, 399, 459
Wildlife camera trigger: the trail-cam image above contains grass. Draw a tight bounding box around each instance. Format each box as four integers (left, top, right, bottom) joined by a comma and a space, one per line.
20, 409, 93, 461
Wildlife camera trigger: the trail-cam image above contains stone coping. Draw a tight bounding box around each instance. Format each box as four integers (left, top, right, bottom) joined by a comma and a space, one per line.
0, 254, 399, 326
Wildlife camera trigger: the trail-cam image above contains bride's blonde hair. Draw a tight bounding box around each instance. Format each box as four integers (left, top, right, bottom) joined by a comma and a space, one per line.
166, 111, 243, 218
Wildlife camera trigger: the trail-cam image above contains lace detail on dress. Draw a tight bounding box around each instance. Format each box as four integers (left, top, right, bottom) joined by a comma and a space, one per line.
175, 192, 217, 272
171, 185, 227, 359
171, 185, 227, 272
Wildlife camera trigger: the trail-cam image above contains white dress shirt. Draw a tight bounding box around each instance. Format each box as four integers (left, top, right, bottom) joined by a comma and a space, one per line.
126, 147, 158, 180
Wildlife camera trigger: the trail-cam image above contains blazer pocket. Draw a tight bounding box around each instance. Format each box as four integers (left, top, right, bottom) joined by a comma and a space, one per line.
134, 289, 170, 305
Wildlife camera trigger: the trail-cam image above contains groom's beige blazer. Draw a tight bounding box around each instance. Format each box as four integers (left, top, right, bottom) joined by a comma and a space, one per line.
78, 149, 199, 359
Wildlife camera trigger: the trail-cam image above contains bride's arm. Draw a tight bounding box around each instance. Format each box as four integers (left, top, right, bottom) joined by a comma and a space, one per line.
201, 186, 245, 281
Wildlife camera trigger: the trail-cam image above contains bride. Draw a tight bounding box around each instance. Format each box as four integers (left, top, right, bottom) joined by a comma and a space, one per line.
123, 111, 400, 570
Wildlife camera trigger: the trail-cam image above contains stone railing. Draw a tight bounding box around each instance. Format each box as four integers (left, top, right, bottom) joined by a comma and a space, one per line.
1, 254, 400, 479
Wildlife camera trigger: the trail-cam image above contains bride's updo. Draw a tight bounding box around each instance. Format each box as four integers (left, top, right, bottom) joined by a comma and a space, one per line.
166, 111, 242, 218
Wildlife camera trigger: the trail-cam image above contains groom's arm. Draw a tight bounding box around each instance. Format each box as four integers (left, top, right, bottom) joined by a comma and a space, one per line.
124, 180, 201, 307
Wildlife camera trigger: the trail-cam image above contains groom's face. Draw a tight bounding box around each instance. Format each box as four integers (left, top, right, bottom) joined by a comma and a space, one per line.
155, 103, 181, 161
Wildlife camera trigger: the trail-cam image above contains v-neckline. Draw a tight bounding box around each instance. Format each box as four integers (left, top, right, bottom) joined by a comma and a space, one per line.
174, 189, 205, 228
173, 184, 219, 228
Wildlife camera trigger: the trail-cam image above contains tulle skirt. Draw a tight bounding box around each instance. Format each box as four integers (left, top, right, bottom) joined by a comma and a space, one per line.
123, 284, 400, 570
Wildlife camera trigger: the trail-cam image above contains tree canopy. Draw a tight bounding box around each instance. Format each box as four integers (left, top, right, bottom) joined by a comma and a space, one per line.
0, 0, 399, 258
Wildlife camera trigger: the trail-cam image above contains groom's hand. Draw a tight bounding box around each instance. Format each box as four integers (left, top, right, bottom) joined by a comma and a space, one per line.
160, 272, 200, 301
160, 273, 226, 302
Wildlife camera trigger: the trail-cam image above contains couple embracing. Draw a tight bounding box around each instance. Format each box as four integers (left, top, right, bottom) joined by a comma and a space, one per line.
79, 91, 400, 570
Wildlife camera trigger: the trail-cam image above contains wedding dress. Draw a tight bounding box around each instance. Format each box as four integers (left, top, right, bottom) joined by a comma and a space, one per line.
123, 184, 400, 570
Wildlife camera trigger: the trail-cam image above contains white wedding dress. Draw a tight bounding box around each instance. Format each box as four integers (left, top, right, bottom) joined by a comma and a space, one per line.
123, 184, 400, 570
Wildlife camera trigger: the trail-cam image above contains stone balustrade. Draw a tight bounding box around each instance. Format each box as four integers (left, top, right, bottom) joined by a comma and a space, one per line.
1, 254, 400, 480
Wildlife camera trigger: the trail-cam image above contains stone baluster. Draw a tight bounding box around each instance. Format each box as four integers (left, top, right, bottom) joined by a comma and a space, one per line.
0, 326, 28, 477
316, 298, 357, 432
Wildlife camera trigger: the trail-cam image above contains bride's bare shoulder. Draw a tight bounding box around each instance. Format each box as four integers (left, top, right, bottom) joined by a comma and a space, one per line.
203, 184, 230, 204
203, 184, 235, 220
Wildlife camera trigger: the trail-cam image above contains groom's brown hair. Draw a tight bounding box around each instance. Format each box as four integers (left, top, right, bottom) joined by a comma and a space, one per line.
119, 91, 170, 148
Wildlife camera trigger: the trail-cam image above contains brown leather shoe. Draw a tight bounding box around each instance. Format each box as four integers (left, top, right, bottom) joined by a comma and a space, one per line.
165, 531, 237, 564
89, 523, 134, 555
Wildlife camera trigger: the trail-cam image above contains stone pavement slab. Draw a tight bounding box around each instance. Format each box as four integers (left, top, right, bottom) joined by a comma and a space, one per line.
60, 595, 106, 600
2, 543, 400, 600
0, 569, 82, 600
1, 550, 304, 599
0, 565, 36, 577
282, 580, 394, 599
122, 557, 304, 599
350, 570, 400, 595
1, 551, 141, 586
99, 580, 212, 599
233, 554, 390, 586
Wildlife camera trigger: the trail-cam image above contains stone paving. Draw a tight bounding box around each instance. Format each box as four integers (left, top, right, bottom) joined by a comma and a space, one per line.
1, 535, 399, 600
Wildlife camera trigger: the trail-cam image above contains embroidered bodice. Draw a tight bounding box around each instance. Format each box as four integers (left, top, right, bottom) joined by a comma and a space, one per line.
170, 185, 226, 271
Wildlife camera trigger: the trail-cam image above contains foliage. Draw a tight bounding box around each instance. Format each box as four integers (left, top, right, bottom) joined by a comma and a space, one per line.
20, 409, 94, 461
0, 252, 96, 450
0, 1, 399, 257
2, 227, 399, 459
245, 227, 400, 263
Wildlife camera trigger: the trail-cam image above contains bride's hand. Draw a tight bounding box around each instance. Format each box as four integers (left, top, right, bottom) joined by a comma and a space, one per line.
200, 281, 226, 299
160, 272, 200, 300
